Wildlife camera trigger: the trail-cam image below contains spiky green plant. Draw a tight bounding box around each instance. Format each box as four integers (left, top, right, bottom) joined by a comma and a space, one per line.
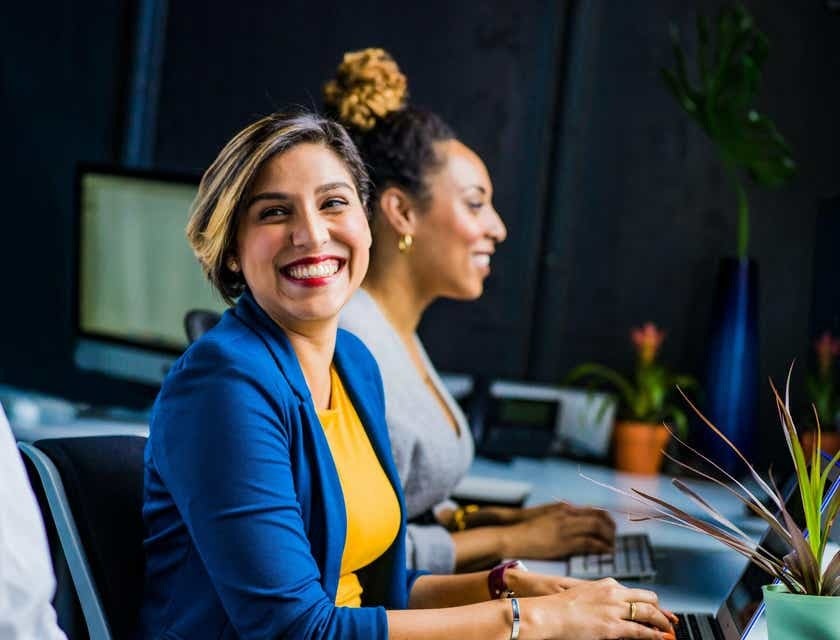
589, 366, 840, 596
662, 4, 796, 258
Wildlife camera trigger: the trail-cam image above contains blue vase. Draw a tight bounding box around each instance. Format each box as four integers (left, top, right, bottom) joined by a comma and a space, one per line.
701, 257, 759, 474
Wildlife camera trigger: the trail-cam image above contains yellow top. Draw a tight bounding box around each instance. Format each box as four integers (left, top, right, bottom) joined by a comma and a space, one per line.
317, 366, 401, 607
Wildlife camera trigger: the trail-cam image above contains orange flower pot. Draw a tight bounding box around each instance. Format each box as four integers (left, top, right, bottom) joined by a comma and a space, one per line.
613, 421, 671, 475
800, 431, 840, 460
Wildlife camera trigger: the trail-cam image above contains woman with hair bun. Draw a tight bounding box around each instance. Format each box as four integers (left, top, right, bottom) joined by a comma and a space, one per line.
330, 49, 618, 575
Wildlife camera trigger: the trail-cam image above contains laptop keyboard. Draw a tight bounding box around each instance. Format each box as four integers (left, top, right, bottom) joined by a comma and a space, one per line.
566, 533, 655, 579
675, 614, 724, 640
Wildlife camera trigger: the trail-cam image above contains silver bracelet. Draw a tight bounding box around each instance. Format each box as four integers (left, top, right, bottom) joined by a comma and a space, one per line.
509, 597, 520, 640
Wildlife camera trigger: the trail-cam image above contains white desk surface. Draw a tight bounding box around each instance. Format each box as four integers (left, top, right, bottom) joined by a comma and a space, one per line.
470, 455, 763, 617
11, 417, 149, 443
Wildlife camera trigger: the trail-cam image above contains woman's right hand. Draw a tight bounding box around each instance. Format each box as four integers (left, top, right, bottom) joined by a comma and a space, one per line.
522, 578, 676, 640
501, 503, 616, 559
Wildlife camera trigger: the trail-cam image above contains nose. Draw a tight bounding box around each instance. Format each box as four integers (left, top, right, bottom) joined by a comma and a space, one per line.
485, 206, 507, 243
290, 209, 329, 248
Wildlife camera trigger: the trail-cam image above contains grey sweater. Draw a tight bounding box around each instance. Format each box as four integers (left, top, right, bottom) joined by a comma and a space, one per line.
339, 289, 474, 573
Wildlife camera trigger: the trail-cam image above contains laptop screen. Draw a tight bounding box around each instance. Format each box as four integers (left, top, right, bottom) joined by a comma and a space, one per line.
719, 454, 840, 637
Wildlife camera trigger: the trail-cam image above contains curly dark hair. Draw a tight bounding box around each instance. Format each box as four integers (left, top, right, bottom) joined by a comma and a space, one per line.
323, 48, 455, 209
348, 108, 455, 208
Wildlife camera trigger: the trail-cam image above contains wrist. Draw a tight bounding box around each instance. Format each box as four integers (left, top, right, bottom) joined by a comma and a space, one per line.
503, 568, 525, 597
488, 560, 528, 599
517, 596, 547, 640
497, 523, 520, 558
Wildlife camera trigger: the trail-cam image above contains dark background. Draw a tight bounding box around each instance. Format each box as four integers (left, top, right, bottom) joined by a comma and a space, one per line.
1, 1, 838, 468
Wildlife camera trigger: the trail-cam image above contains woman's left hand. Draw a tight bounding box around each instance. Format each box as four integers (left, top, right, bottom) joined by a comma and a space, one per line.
502, 568, 588, 597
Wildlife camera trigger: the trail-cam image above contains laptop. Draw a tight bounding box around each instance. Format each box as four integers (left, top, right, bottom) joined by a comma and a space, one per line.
674, 453, 840, 640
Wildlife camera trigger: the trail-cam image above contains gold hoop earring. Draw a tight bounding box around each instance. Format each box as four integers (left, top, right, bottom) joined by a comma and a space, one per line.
398, 234, 413, 253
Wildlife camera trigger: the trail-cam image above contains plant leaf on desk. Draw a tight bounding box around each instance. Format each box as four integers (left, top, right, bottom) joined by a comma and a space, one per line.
822, 549, 840, 596
678, 387, 783, 513
586, 366, 840, 596
671, 478, 749, 539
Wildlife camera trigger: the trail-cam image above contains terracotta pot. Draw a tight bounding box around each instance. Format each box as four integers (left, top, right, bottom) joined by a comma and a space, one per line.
800, 431, 840, 459
613, 421, 671, 475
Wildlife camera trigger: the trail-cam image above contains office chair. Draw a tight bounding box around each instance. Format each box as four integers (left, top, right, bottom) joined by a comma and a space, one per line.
19, 436, 147, 640
184, 309, 222, 344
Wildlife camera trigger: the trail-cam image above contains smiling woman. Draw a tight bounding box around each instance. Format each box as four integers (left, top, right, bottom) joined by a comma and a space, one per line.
233, 145, 371, 342
136, 110, 676, 640
329, 48, 619, 577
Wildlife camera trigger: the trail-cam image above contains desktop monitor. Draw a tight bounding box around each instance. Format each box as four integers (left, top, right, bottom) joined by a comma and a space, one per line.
73, 164, 228, 386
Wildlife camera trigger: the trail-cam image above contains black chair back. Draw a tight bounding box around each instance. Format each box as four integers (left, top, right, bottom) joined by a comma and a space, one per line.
34, 436, 147, 639
184, 309, 222, 344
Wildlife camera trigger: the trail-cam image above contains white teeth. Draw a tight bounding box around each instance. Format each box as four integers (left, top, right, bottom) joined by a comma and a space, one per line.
472, 254, 490, 267
286, 259, 340, 279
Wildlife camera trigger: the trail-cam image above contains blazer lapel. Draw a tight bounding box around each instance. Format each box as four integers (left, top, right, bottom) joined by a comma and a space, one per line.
333, 332, 407, 521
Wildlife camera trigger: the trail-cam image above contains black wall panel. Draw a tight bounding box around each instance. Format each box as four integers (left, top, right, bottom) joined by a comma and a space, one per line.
0, 1, 143, 404
1, 0, 838, 467
530, 0, 840, 467
153, 0, 568, 378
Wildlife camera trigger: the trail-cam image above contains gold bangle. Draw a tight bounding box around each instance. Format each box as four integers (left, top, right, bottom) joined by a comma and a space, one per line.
452, 504, 480, 531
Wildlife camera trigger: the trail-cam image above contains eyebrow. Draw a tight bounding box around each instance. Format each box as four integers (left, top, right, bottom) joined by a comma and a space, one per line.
245, 181, 354, 209
316, 181, 354, 194
462, 185, 487, 195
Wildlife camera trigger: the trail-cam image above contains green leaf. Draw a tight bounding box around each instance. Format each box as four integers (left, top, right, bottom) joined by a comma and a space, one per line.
661, 3, 795, 257
566, 363, 638, 417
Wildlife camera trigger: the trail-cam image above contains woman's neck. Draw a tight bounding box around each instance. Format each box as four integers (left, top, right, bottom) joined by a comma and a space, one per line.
272, 315, 338, 410
363, 255, 433, 340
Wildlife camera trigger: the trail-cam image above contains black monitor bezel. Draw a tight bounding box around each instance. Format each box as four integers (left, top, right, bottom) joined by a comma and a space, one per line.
72, 162, 203, 357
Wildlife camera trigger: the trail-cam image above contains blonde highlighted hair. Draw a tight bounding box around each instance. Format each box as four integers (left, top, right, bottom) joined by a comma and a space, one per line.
186, 111, 371, 304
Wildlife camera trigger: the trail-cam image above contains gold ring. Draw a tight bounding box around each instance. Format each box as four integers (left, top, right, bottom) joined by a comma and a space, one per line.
629, 601, 637, 622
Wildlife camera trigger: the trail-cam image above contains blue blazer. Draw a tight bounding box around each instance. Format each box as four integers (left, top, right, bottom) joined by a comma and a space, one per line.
137, 291, 425, 639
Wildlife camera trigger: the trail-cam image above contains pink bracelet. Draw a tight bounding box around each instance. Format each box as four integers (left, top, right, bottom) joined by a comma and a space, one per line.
488, 560, 525, 599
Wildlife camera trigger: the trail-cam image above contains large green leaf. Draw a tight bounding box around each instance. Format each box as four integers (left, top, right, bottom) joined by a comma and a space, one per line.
661, 3, 795, 257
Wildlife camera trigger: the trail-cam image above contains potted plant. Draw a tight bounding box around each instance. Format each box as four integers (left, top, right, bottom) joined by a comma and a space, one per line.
567, 323, 697, 475
802, 331, 840, 457
662, 4, 796, 471
601, 368, 840, 639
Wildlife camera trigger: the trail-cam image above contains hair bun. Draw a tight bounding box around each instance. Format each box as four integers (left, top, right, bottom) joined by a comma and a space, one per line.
324, 48, 408, 132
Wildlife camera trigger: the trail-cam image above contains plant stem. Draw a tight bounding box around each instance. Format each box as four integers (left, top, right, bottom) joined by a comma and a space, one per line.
725, 164, 750, 258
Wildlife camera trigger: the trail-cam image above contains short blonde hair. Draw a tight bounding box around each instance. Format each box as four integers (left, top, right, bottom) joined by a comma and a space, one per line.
186, 112, 371, 304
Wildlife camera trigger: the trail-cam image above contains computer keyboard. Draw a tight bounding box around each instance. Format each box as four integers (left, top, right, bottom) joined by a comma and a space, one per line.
675, 613, 724, 640
566, 533, 655, 579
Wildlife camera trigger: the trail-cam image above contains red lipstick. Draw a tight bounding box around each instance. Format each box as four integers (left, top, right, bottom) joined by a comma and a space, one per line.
280, 255, 345, 288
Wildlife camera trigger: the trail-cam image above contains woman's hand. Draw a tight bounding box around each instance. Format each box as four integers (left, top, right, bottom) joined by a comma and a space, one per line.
503, 569, 586, 597
521, 578, 677, 640
501, 504, 616, 559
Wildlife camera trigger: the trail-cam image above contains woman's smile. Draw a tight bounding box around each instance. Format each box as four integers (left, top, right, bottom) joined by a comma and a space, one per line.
280, 255, 347, 287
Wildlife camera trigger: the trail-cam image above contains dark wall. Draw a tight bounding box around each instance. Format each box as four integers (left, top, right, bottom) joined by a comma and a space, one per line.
1, 1, 838, 467
0, 1, 148, 404
529, 0, 840, 466
152, 0, 568, 378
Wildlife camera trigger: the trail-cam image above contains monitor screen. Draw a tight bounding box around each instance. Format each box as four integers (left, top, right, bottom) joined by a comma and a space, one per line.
497, 398, 558, 428
74, 165, 228, 386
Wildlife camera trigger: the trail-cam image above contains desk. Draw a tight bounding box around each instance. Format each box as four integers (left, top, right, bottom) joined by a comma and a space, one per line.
469, 455, 759, 617
11, 417, 149, 443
